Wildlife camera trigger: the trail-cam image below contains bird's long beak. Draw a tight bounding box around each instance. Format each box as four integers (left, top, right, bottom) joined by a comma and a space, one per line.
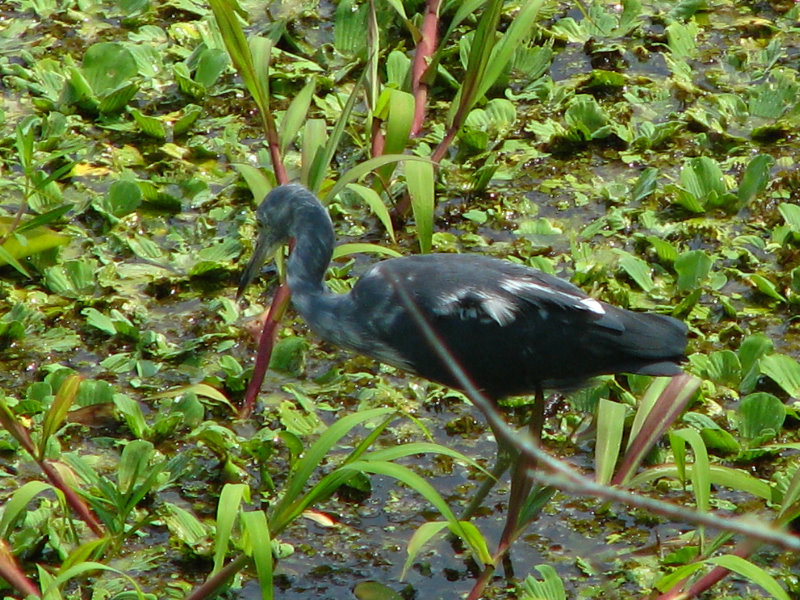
236, 229, 276, 300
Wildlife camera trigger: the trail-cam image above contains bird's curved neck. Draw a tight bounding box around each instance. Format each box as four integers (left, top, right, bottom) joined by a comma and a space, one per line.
285, 202, 335, 300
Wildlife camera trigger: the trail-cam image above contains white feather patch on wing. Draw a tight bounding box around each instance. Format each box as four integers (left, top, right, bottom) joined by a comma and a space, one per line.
499, 278, 606, 315
435, 288, 518, 326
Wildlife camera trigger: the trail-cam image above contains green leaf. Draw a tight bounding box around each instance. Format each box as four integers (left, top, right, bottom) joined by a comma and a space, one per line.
778, 202, 800, 233
40, 374, 80, 451
242, 510, 273, 599
81, 42, 138, 95
405, 160, 435, 254
680, 156, 726, 200
213, 483, 249, 573
705, 555, 790, 600
595, 399, 626, 485
521, 564, 566, 600
746, 273, 786, 302
759, 353, 800, 397
118, 439, 155, 495
346, 183, 396, 242
739, 392, 785, 445
354, 580, 404, 600
674, 250, 712, 292
332, 243, 402, 260
613, 249, 654, 292
280, 78, 316, 154
737, 154, 773, 206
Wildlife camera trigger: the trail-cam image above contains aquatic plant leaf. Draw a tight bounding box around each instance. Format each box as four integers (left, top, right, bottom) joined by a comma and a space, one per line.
345, 183, 396, 242
193, 47, 228, 89
242, 510, 273, 597
759, 353, 800, 397
680, 157, 726, 201
778, 202, 800, 233
130, 108, 166, 139
332, 243, 402, 260
739, 334, 773, 393
704, 555, 790, 600
234, 164, 273, 205
614, 249, 654, 292
354, 580, 403, 600
737, 154, 773, 206
521, 564, 566, 600
0, 222, 68, 268
118, 439, 155, 495
674, 250, 712, 292
595, 399, 626, 485
739, 392, 785, 447
82, 42, 138, 95
40, 374, 80, 452
746, 273, 786, 303
406, 159, 435, 253
162, 503, 208, 547
279, 78, 316, 154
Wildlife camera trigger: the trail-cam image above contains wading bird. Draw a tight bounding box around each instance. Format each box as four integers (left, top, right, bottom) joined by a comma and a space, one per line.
237, 184, 687, 553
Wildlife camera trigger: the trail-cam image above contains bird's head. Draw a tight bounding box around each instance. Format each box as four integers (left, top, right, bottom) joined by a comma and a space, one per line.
237, 185, 303, 299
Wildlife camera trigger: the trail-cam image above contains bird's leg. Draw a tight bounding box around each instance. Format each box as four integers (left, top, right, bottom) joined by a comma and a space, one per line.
459, 426, 514, 521
495, 385, 545, 557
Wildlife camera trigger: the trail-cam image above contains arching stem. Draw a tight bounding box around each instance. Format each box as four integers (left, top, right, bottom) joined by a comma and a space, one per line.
239, 283, 292, 419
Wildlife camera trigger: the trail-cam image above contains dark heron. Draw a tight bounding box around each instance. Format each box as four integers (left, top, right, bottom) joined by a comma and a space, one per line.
238, 184, 688, 550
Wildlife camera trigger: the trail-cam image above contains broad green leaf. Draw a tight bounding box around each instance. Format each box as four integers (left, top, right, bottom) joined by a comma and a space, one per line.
680, 156, 726, 200
739, 392, 785, 444
162, 503, 208, 546
345, 183, 396, 242
280, 78, 316, 154
405, 160, 435, 253
746, 273, 786, 302
82, 42, 138, 95
354, 580, 404, 600
234, 164, 274, 204
214, 483, 250, 573
521, 564, 566, 600
613, 249, 654, 292
118, 439, 154, 494
737, 154, 773, 206
706, 555, 790, 600
595, 399, 626, 484
778, 202, 800, 232
332, 243, 402, 260
242, 511, 273, 599
41, 374, 80, 450
0, 481, 53, 537
674, 250, 712, 292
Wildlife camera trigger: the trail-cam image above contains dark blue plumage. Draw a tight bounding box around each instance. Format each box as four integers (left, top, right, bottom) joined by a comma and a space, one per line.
238, 184, 687, 399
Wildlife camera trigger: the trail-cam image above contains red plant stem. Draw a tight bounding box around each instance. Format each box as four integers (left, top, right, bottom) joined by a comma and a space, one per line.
184, 554, 250, 600
260, 112, 289, 185
371, 118, 384, 158
239, 282, 292, 419
656, 538, 762, 600
410, 0, 441, 136
40, 460, 105, 538
0, 539, 41, 598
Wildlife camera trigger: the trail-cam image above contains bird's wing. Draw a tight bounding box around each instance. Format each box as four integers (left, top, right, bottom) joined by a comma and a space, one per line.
498, 271, 626, 332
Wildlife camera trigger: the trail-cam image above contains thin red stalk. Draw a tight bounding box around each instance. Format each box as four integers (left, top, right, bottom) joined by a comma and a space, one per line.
371, 119, 384, 158
431, 120, 459, 164
257, 110, 288, 185
0, 539, 41, 598
184, 554, 250, 600
239, 282, 292, 419
410, 0, 441, 136
40, 460, 105, 538
656, 538, 761, 600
